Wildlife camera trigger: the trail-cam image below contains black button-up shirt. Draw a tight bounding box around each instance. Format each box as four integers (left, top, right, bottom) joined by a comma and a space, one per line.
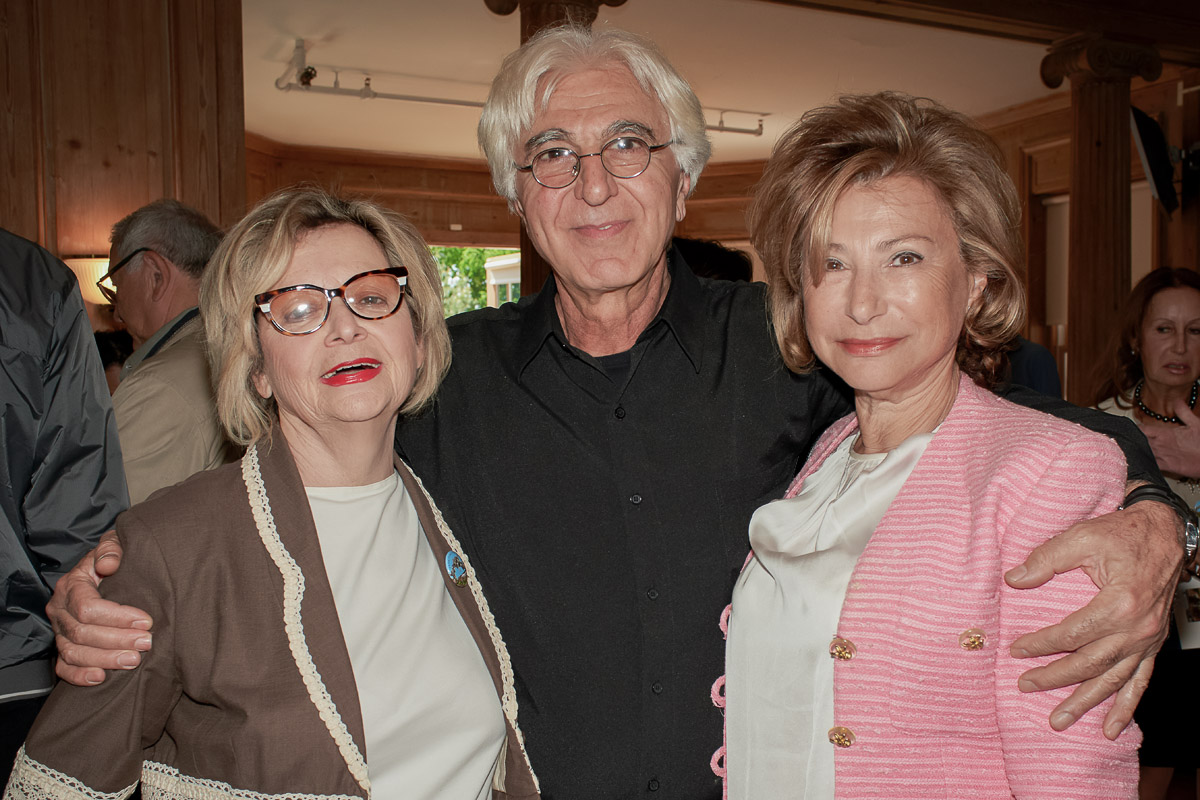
397, 254, 849, 798
396, 252, 1159, 799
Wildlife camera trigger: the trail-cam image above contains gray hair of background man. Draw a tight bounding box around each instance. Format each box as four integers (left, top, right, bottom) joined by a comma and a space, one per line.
110, 199, 222, 279
478, 25, 712, 208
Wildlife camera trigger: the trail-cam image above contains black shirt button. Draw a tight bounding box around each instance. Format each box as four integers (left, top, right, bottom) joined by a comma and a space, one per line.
651, 681, 663, 695
630, 494, 642, 505
614, 406, 626, 419
648, 778, 660, 791
646, 587, 659, 600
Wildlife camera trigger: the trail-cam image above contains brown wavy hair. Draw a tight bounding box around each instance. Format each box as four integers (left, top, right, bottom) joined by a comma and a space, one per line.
1092, 267, 1200, 408
750, 91, 1025, 389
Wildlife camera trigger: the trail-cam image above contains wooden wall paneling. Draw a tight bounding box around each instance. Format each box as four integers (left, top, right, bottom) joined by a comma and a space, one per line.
977, 103, 1071, 195
212, 0, 247, 226
244, 132, 280, 204
244, 134, 520, 247
678, 159, 763, 242
1026, 140, 1070, 196
675, 199, 753, 243
373, 192, 519, 248
752, 0, 1200, 68
1, 0, 245, 257
42, 0, 171, 256
168, 0, 222, 224
1183, 69, 1200, 269
165, 0, 246, 229
33, 0, 56, 253
977, 105, 1068, 358
689, 160, 763, 201
0, 1, 44, 242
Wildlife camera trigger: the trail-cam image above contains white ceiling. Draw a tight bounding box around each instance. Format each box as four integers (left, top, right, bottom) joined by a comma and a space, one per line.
241, 0, 1061, 164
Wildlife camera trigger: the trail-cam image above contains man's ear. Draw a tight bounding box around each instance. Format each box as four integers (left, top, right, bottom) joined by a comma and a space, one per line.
141, 251, 173, 303
675, 172, 691, 223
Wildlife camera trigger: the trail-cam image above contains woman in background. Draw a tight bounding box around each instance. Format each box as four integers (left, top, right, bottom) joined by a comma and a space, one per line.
1095, 266, 1200, 800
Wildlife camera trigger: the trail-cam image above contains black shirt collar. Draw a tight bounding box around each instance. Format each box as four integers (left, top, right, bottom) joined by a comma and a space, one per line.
514, 246, 707, 380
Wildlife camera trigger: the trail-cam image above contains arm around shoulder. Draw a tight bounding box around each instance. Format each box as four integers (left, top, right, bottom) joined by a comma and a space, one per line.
994, 433, 1140, 797
11, 512, 178, 798
1002, 384, 1164, 488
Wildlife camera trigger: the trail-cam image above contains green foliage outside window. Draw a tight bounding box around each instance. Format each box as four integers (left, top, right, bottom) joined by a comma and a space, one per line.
431, 246, 517, 316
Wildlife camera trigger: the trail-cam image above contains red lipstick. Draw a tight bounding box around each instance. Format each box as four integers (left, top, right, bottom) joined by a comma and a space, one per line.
320, 358, 381, 386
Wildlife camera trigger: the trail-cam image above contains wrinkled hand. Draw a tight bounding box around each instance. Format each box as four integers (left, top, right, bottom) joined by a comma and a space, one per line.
1004, 498, 1179, 739
1141, 401, 1200, 478
48, 530, 153, 686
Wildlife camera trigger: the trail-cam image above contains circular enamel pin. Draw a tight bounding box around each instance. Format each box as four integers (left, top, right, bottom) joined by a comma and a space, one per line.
445, 552, 468, 588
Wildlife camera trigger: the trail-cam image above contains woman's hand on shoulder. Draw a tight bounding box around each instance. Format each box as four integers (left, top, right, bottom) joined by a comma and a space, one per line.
1141, 401, 1200, 478
1003, 495, 1179, 739
49, 530, 154, 686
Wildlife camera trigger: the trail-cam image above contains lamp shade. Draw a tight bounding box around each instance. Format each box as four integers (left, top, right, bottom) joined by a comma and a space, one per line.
63, 257, 112, 306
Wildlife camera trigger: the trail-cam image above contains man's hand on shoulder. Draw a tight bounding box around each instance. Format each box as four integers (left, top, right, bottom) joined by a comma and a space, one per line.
49, 530, 154, 686
1003, 496, 1180, 739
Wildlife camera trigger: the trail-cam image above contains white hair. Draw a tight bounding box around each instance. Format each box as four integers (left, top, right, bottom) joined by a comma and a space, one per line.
478, 25, 711, 207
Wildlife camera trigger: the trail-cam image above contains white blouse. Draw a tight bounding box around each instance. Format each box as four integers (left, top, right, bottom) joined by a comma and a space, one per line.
725, 431, 932, 800
308, 473, 506, 800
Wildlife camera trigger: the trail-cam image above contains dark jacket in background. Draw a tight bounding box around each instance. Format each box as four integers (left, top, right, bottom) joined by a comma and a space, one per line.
0, 229, 128, 704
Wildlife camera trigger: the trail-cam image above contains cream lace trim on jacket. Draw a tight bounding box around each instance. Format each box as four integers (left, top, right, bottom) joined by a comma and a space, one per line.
5, 747, 135, 799
141, 762, 362, 799
241, 446, 371, 794
3, 747, 362, 800
404, 466, 540, 793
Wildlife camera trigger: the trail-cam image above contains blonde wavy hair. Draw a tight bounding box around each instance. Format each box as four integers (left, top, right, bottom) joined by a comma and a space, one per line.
201, 187, 451, 446
751, 91, 1026, 388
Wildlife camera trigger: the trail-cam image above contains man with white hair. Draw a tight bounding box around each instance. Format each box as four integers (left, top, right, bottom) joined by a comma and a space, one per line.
103, 200, 237, 503
51, 27, 1186, 800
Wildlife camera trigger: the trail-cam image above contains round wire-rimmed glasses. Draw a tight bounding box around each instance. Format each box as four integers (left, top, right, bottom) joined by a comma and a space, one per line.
516, 136, 674, 189
254, 267, 409, 336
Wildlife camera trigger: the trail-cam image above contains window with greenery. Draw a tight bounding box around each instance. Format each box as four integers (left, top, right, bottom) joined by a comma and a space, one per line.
430, 246, 517, 316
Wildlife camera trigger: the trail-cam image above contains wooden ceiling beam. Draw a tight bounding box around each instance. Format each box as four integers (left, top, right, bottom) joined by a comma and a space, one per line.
753, 0, 1200, 66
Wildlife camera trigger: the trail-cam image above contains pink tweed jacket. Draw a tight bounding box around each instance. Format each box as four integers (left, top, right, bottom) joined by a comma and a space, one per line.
714, 375, 1140, 799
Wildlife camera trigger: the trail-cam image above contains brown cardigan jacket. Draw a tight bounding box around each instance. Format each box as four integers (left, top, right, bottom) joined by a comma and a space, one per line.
6, 431, 540, 800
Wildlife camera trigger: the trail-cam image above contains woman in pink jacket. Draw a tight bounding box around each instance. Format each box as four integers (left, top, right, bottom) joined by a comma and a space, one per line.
715, 92, 1141, 799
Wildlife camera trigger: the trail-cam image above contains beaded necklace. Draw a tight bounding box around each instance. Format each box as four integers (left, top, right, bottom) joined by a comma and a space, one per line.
1134, 379, 1199, 426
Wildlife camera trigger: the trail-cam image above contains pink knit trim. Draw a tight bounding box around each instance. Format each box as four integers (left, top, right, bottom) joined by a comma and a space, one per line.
710, 674, 725, 708
719, 603, 731, 638
710, 744, 726, 778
